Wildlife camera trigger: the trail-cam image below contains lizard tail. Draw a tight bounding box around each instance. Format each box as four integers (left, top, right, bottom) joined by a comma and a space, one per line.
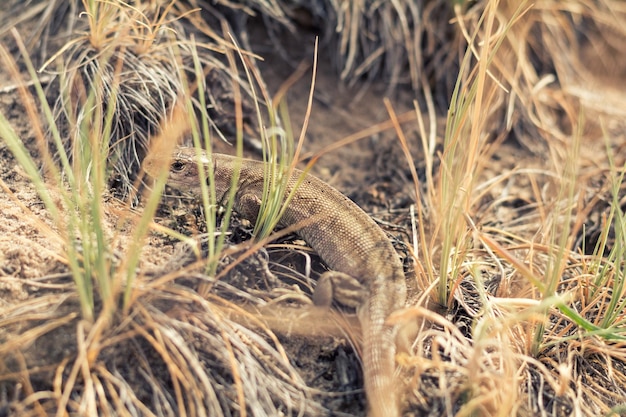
360, 302, 401, 417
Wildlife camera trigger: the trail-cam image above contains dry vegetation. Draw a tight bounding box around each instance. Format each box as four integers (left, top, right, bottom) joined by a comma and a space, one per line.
1, 0, 626, 416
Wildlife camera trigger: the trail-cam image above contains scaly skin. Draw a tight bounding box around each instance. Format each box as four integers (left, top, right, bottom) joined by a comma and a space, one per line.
144, 149, 407, 417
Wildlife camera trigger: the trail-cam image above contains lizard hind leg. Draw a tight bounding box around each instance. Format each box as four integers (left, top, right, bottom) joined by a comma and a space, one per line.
312, 271, 368, 309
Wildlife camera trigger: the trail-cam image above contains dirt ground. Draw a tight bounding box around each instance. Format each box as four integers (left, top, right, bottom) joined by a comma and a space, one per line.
2, 2, 626, 417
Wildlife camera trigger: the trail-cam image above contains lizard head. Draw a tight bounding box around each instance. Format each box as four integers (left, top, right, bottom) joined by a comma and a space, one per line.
143, 148, 212, 192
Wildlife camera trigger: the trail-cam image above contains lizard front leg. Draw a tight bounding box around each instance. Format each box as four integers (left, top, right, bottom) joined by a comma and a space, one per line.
233, 192, 262, 222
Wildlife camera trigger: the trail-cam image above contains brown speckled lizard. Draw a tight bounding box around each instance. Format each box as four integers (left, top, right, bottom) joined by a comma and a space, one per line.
144, 148, 407, 417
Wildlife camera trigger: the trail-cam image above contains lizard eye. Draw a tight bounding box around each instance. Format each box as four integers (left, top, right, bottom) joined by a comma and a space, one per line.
171, 161, 186, 172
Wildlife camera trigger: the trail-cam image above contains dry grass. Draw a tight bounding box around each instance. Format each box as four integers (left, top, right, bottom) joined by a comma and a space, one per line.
0, 2, 319, 415
1, 0, 626, 416
1, 0, 262, 200
0, 273, 325, 416
392, 1, 626, 416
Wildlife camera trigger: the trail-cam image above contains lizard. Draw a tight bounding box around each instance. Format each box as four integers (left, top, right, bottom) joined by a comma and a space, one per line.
144, 148, 407, 417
